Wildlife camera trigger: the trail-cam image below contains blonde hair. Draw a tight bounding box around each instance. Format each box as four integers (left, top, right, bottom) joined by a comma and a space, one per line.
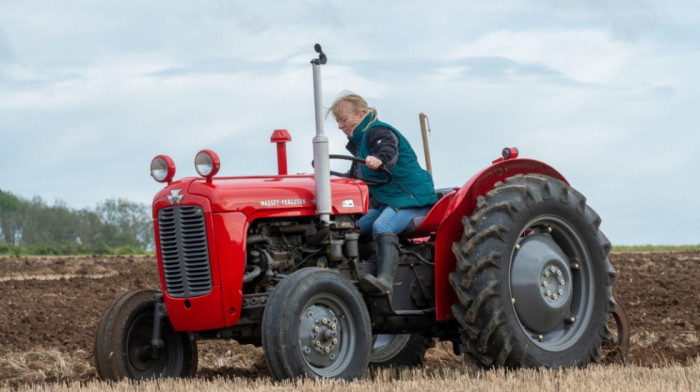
326, 92, 378, 123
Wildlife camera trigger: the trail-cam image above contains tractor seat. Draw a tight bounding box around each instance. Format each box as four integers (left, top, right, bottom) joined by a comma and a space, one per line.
400, 187, 458, 237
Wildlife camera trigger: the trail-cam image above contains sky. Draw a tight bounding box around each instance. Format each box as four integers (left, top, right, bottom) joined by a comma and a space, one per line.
1, 1, 699, 245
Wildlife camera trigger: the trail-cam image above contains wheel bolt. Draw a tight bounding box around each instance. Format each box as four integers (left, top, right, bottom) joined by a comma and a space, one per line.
315, 341, 321, 347
560, 280, 565, 285
544, 271, 550, 277
325, 347, 330, 353
314, 326, 319, 332
558, 289, 563, 295
332, 338, 338, 344
545, 290, 551, 297
322, 318, 328, 324
556, 270, 562, 276
331, 324, 336, 330
552, 294, 558, 299
542, 281, 548, 287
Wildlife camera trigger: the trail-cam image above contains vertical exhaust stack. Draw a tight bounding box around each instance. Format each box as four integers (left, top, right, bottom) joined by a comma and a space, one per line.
311, 44, 332, 225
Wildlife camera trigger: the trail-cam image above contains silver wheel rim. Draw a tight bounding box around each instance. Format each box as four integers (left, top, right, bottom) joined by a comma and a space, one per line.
298, 293, 356, 377
509, 215, 594, 351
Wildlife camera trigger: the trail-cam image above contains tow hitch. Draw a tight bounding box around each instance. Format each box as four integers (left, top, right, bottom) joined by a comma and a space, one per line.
612, 295, 631, 361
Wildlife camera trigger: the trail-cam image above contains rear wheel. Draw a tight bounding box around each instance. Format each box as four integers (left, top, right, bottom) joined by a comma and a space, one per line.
369, 334, 433, 368
262, 268, 372, 380
94, 289, 197, 380
450, 174, 616, 368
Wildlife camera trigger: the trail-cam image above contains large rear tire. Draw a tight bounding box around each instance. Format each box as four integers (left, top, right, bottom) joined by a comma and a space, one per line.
450, 174, 616, 368
262, 268, 372, 381
94, 289, 197, 380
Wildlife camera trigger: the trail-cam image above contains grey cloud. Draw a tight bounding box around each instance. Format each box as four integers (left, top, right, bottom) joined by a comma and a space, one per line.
460, 56, 564, 79
146, 50, 308, 78
341, 56, 572, 85
647, 85, 675, 99
0, 28, 15, 64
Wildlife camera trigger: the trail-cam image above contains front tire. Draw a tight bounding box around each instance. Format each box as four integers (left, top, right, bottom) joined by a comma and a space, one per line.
262, 268, 372, 381
450, 174, 616, 368
94, 289, 197, 380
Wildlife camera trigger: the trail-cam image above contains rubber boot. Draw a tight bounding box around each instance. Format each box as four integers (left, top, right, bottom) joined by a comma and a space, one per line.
359, 233, 399, 297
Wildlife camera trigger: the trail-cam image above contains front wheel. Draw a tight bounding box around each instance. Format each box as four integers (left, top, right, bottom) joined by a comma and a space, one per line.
450, 174, 616, 368
94, 289, 197, 380
262, 268, 372, 381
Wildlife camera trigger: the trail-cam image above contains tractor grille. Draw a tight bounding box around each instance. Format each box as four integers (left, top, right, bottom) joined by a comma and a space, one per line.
157, 205, 213, 298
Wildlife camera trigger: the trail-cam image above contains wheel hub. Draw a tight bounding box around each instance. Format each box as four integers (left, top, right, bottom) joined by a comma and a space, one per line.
511, 231, 573, 334
299, 305, 341, 368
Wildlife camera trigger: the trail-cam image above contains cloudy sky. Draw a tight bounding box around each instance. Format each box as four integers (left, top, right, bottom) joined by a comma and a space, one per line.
1, 1, 698, 245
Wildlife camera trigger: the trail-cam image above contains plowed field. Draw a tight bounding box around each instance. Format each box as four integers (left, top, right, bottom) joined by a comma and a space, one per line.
0, 251, 698, 387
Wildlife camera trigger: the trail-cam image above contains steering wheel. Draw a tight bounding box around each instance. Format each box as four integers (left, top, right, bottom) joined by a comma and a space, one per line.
328, 154, 393, 186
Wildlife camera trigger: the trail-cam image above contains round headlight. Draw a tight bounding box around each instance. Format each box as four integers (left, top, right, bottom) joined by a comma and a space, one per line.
195, 149, 220, 179
150, 155, 176, 183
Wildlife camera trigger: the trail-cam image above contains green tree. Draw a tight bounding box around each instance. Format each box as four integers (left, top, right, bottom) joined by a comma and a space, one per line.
0, 189, 153, 254
0, 190, 22, 245
95, 198, 153, 249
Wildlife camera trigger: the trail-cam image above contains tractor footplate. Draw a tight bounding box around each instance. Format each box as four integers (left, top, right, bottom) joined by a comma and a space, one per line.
365, 293, 395, 316
612, 295, 631, 361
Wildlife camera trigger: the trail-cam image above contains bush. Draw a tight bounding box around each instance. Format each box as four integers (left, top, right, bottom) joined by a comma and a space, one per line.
0, 243, 22, 257
115, 245, 136, 255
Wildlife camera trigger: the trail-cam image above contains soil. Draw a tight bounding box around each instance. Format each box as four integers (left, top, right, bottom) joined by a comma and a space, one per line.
0, 251, 698, 384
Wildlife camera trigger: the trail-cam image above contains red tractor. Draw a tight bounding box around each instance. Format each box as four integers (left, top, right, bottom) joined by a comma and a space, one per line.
95, 45, 627, 381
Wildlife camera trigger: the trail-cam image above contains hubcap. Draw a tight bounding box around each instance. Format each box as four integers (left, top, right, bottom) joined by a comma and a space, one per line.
299, 305, 342, 367
511, 231, 572, 333
296, 292, 357, 378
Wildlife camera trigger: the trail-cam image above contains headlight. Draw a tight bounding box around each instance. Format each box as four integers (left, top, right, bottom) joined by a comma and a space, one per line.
195, 149, 220, 180
150, 155, 176, 183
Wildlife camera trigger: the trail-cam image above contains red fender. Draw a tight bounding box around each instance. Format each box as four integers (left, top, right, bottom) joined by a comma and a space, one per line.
433, 158, 568, 321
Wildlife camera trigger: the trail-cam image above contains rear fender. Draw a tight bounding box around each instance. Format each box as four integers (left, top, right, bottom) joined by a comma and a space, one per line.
433, 159, 568, 321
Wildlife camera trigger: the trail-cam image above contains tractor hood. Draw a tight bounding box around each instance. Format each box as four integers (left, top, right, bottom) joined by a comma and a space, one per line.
153, 175, 368, 218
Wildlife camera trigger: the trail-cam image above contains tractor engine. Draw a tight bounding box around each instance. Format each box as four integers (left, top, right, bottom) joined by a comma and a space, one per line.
242, 216, 359, 292
241, 215, 437, 325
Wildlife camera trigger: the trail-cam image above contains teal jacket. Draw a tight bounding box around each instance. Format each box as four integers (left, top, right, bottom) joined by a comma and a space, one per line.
347, 112, 438, 210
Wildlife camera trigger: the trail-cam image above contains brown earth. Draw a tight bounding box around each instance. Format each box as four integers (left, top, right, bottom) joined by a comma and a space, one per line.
0, 251, 698, 385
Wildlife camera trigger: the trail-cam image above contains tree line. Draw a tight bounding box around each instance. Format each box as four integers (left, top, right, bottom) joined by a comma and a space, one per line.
0, 189, 153, 256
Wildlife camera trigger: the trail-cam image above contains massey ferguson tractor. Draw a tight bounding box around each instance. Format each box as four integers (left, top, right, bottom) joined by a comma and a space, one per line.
94, 45, 629, 381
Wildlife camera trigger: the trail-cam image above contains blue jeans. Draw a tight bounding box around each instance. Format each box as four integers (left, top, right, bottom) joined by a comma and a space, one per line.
356, 205, 432, 240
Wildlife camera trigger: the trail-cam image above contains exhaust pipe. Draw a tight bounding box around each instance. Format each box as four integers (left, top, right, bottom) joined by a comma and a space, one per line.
311, 44, 331, 225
